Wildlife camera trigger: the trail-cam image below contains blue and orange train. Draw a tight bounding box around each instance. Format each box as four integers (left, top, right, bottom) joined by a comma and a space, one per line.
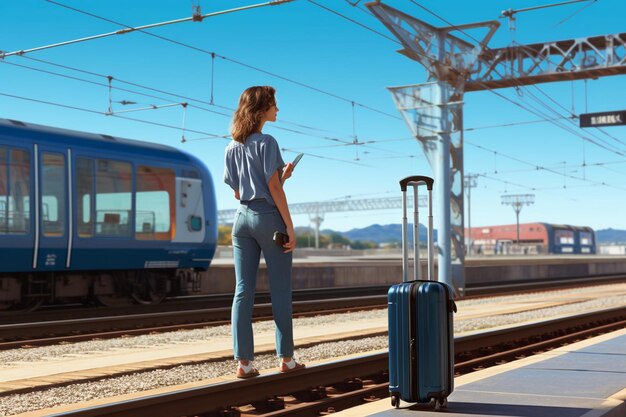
0, 118, 218, 310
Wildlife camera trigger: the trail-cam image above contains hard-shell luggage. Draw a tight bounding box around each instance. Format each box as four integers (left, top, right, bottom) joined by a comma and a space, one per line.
387, 176, 456, 410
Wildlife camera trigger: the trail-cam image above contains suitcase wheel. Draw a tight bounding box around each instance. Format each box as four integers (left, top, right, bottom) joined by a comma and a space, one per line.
434, 397, 448, 410
391, 394, 400, 408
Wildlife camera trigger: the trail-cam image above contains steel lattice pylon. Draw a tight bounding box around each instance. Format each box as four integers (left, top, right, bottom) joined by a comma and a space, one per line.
218, 196, 427, 248
218, 196, 427, 223
366, 1, 626, 297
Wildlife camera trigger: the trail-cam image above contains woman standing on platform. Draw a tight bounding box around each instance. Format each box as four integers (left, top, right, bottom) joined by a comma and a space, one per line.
223, 86, 306, 378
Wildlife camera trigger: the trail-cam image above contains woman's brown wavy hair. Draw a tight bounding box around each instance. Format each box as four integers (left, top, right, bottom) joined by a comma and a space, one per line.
231, 86, 276, 143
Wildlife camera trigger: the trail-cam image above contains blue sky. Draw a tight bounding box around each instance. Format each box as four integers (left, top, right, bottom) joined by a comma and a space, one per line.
1, 0, 626, 232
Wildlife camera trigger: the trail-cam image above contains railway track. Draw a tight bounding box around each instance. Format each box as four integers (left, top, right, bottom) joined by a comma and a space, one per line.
26, 306, 625, 417
0, 285, 392, 323
0, 296, 385, 349
1, 276, 623, 349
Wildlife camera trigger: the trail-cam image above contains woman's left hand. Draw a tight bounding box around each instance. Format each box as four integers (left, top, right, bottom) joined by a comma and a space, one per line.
283, 227, 296, 253
281, 162, 294, 182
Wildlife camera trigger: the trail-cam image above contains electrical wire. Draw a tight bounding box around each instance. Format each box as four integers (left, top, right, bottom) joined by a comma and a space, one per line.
19, 55, 330, 133
1, 58, 360, 146
5, 1, 624, 188
2, 56, 429, 158
0, 91, 228, 139
44, 0, 402, 121
554, 0, 598, 27
465, 139, 626, 191
464, 117, 568, 131
308, 0, 401, 44
280, 147, 373, 167
376, 1, 626, 157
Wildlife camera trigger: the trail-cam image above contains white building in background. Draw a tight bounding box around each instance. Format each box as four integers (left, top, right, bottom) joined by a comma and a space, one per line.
598, 244, 626, 255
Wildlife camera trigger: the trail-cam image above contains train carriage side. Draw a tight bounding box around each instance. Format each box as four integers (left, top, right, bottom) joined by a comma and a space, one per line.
0, 119, 217, 309
546, 224, 577, 254
573, 226, 596, 254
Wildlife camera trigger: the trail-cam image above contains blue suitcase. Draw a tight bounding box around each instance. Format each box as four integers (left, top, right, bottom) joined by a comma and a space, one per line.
388, 176, 456, 410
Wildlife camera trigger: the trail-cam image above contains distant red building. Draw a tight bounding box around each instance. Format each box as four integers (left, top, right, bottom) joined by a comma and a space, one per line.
466, 222, 595, 255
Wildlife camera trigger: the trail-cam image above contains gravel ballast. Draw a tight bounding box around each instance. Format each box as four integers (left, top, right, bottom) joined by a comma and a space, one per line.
0, 284, 624, 416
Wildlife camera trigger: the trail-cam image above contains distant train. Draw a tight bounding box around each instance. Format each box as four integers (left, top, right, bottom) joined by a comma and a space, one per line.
0, 118, 218, 311
467, 222, 596, 255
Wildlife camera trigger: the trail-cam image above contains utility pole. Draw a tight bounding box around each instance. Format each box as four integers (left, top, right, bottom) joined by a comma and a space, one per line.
308, 208, 324, 249
501, 194, 535, 243
464, 174, 478, 255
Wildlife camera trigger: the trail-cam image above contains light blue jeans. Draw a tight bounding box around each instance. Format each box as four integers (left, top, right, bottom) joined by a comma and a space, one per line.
231, 199, 294, 361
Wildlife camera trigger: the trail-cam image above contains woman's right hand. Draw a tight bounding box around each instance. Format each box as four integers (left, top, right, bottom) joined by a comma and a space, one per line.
283, 227, 296, 253
281, 162, 294, 182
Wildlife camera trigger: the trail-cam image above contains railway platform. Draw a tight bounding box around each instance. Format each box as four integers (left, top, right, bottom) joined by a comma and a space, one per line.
332, 328, 626, 417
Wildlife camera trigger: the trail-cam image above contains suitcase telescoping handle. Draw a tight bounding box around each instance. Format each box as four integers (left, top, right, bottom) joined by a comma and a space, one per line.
399, 176, 434, 283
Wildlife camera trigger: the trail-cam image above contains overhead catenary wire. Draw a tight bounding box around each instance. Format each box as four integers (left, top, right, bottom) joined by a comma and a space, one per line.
465, 139, 626, 191
0, 0, 294, 59
4, 1, 616, 153
88, 60, 346, 136
475, 171, 606, 192
402, 0, 626, 154
7, 0, 619, 153
310, 1, 626, 191
1, 58, 353, 143
5, 0, 420, 160
405, 0, 626, 153
0, 91, 228, 139
0, 91, 379, 167
14, 52, 567, 141
3, 56, 433, 158
38, 0, 402, 122
14, 0, 588, 157
2, 0, 620, 189
345, 0, 626, 158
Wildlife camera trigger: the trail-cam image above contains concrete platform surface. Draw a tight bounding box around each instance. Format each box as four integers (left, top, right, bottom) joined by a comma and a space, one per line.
334, 328, 626, 417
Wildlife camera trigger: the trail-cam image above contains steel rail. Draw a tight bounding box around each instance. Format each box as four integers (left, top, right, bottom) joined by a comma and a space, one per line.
2, 275, 622, 348
42, 306, 626, 417
0, 295, 387, 348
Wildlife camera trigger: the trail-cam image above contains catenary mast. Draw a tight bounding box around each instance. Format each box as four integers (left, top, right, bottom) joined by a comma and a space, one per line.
366, 1, 626, 297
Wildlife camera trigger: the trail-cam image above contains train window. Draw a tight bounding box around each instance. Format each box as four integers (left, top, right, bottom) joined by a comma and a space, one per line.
555, 230, 574, 245
95, 159, 131, 237
188, 215, 202, 231
580, 232, 593, 245
76, 158, 94, 237
42, 153, 66, 237
135, 165, 174, 241
5, 149, 31, 235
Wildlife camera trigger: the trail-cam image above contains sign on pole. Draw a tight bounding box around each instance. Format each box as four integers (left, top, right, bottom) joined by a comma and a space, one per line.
580, 110, 626, 128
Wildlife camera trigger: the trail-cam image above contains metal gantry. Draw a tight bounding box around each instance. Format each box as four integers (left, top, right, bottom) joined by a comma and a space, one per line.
218, 195, 427, 248
366, 1, 626, 297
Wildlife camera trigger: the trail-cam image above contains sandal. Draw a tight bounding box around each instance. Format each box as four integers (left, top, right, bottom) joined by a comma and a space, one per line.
236, 362, 260, 379
279, 358, 306, 373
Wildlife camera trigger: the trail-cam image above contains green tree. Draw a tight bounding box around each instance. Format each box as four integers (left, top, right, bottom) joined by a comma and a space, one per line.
350, 240, 378, 249
327, 232, 350, 248
218, 224, 233, 246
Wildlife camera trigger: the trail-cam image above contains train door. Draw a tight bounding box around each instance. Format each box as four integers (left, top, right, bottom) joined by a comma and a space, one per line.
33, 145, 70, 270
173, 178, 205, 243
0, 145, 32, 272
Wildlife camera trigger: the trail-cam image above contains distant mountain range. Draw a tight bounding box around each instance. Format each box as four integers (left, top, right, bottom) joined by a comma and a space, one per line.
305, 224, 626, 244
334, 223, 435, 244
595, 228, 626, 243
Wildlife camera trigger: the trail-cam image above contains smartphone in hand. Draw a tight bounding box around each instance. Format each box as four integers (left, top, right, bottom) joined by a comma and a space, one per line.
292, 153, 304, 168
